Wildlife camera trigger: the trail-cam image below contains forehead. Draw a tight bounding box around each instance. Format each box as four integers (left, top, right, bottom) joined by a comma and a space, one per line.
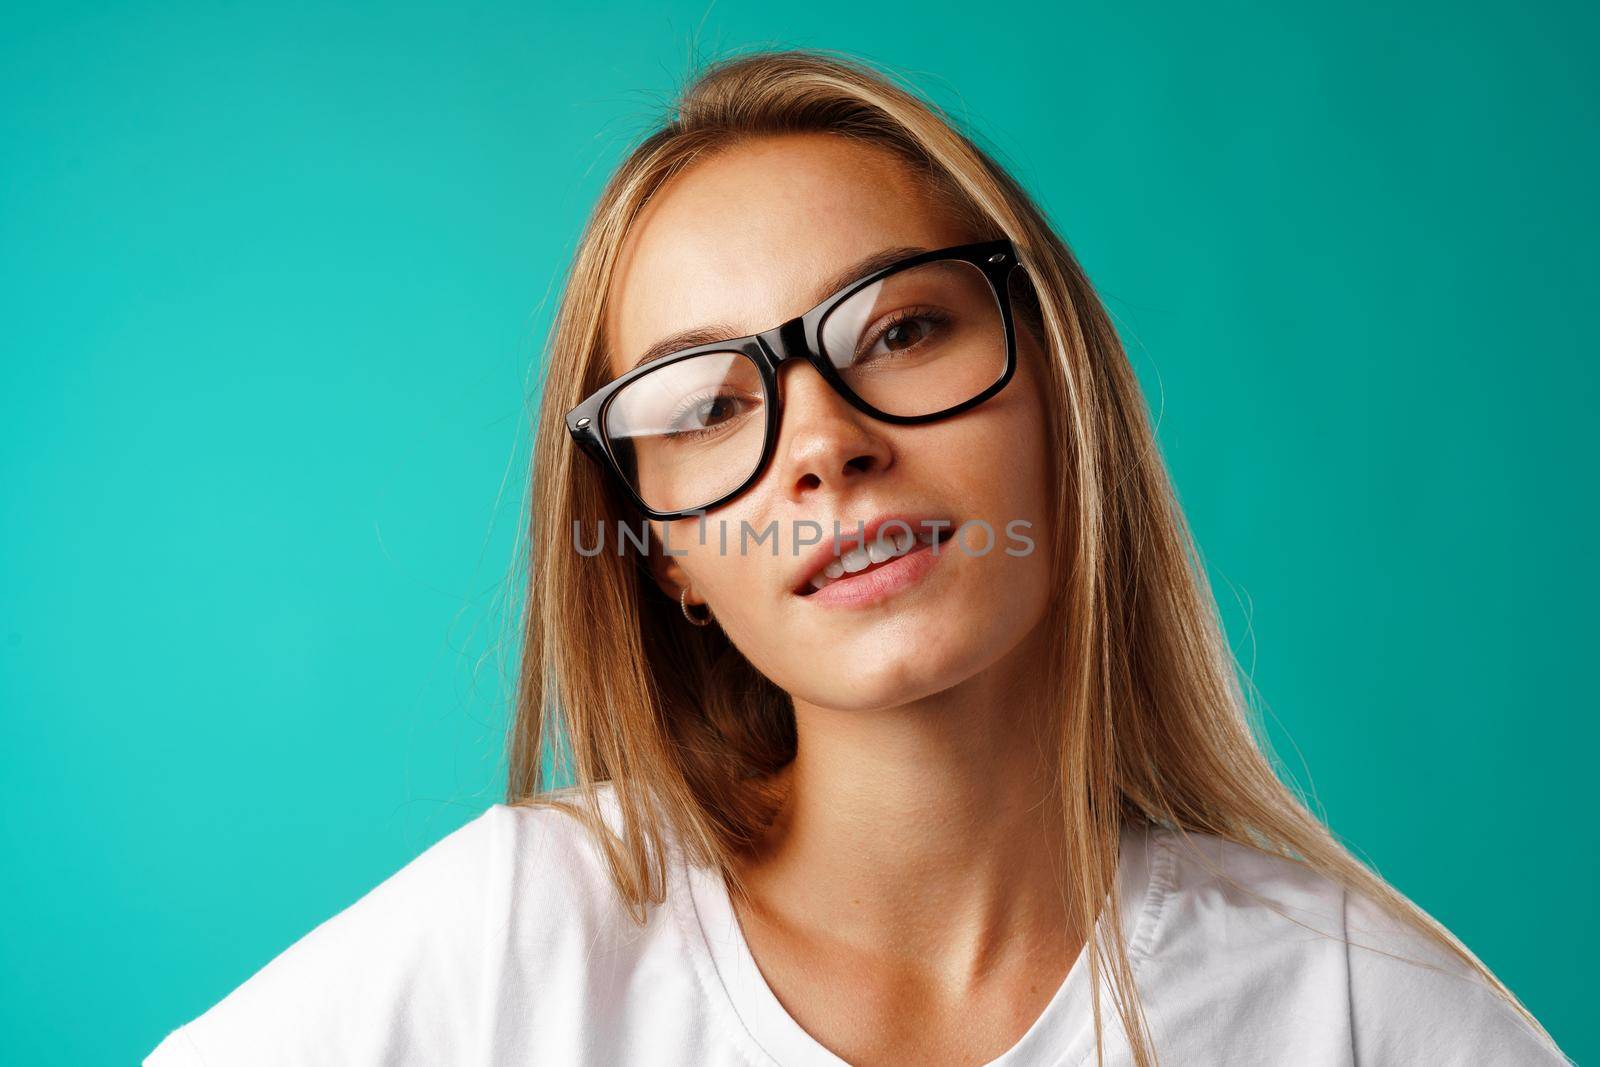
602, 132, 977, 377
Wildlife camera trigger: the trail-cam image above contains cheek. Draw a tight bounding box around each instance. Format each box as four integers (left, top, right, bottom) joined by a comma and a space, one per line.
934, 400, 1054, 593
665, 511, 780, 622
985, 343, 1055, 522
919, 362, 1054, 524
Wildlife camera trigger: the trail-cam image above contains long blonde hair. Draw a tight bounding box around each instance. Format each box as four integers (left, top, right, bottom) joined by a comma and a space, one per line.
508, 47, 1555, 1065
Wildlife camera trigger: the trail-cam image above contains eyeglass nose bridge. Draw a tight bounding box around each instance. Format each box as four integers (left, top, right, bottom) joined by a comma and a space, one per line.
753, 315, 823, 371
748, 315, 861, 429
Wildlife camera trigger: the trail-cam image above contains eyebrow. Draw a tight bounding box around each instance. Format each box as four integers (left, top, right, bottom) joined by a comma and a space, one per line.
627, 244, 931, 371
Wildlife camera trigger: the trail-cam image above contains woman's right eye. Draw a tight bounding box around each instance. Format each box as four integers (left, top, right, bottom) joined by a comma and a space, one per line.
665, 391, 756, 438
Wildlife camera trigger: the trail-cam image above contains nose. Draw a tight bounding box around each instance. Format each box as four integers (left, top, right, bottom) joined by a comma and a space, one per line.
771, 360, 893, 505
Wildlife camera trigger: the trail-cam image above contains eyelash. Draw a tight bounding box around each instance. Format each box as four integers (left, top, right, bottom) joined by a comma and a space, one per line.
857, 306, 951, 357
663, 389, 753, 440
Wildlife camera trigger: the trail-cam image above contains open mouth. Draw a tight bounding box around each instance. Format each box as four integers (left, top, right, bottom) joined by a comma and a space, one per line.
796, 525, 953, 596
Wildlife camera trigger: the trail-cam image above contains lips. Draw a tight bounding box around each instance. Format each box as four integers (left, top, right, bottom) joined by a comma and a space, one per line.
790, 514, 955, 596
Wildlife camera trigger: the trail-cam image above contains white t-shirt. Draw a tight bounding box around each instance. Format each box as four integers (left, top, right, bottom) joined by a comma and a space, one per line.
144, 785, 1568, 1066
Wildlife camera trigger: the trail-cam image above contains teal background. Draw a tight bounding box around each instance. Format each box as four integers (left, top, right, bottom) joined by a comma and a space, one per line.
2, 1, 1594, 1062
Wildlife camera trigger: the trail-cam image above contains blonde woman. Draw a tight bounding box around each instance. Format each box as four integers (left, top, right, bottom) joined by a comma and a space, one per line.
146, 49, 1569, 1067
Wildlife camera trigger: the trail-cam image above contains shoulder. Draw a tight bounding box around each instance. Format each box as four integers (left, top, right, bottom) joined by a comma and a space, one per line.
1135, 825, 1568, 1065
1336, 875, 1569, 1064
1137, 823, 1353, 968
493, 783, 661, 943
144, 786, 643, 1067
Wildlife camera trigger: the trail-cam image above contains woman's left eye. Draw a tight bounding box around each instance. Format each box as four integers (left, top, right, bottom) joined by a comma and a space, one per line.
857, 309, 951, 363
881, 318, 933, 350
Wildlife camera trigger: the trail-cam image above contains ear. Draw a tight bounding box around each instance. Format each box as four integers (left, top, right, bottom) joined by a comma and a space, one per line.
643, 525, 698, 608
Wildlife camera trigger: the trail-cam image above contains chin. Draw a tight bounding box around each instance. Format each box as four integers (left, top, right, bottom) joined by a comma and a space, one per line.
796, 633, 991, 712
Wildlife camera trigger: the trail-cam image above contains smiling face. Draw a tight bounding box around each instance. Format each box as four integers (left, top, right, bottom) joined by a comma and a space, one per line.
602, 132, 1056, 712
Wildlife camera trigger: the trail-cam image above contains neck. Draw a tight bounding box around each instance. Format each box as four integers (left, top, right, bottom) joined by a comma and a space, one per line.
732, 623, 1077, 985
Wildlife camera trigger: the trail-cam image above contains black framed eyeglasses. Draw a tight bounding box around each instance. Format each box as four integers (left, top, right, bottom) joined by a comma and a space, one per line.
565, 237, 1029, 520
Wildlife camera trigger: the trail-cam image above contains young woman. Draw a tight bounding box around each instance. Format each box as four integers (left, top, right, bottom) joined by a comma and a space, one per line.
147, 49, 1569, 1066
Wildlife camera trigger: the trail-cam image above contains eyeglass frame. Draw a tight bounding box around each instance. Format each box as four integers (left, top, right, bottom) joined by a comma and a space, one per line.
565, 236, 1026, 521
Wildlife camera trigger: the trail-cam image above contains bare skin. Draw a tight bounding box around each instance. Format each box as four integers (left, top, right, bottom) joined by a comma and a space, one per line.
602, 131, 1077, 1065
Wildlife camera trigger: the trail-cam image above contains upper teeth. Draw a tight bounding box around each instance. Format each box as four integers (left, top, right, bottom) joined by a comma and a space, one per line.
810, 528, 921, 591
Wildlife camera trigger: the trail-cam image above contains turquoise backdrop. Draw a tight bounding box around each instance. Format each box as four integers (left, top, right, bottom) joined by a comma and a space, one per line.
2, 2, 1594, 1062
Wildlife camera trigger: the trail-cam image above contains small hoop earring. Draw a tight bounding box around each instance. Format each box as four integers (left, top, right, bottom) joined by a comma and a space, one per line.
680, 587, 713, 627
